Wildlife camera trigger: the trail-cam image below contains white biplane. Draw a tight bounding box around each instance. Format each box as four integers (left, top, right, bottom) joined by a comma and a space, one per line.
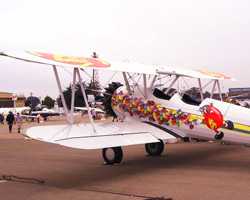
1, 51, 250, 165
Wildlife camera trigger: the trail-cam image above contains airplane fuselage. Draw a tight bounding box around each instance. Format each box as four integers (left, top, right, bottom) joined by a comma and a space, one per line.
112, 86, 250, 146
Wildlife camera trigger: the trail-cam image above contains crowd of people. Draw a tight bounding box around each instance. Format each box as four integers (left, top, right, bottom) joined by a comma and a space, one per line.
0, 111, 23, 133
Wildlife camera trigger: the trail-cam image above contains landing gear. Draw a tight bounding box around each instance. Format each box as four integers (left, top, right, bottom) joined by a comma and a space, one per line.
183, 137, 190, 142
145, 140, 164, 156
102, 147, 123, 165
215, 132, 224, 140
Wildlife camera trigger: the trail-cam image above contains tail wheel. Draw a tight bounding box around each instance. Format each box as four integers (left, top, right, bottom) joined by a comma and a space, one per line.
102, 147, 123, 165
145, 140, 164, 156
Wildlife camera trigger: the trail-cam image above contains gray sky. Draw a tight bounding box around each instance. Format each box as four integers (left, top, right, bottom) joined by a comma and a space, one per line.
0, 0, 250, 100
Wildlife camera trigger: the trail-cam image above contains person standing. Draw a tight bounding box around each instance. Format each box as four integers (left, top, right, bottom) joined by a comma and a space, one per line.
36, 113, 40, 123
6, 111, 15, 133
15, 113, 22, 133
92, 109, 96, 120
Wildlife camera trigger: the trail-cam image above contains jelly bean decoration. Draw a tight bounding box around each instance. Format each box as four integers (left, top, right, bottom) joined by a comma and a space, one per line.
111, 91, 197, 130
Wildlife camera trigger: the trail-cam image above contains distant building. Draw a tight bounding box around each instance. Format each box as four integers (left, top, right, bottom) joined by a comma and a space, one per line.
0, 92, 26, 107
227, 88, 250, 99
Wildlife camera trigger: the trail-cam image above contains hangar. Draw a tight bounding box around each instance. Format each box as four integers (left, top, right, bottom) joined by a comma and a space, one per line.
0, 92, 26, 107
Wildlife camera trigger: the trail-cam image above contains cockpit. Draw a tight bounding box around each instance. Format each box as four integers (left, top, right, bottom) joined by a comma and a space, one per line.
152, 86, 200, 106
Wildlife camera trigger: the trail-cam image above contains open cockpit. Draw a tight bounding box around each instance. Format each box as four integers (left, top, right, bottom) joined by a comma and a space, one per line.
152, 86, 200, 106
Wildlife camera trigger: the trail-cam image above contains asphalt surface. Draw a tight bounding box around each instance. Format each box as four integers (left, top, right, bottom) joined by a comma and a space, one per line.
1, 116, 250, 200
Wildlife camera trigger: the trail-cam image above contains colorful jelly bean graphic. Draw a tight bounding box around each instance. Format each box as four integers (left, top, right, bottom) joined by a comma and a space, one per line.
111, 91, 196, 129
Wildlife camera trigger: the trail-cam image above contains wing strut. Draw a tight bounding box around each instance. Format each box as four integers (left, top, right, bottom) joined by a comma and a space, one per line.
143, 74, 148, 98
164, 76, 179, 96
210, 80, 223, 101
149, 75, 157, 89
53, 65, 71, 124
216, 80, 223, 101
70, 68, 77, 124
210, 80, 217, 99
122, 72, 131, 94
76, 68, 96, 133
198, 78, 204, 101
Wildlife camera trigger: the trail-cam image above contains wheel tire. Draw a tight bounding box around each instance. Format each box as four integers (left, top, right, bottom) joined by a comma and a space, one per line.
215, 132, 224, 140
145, 140, 164, 156
102, 147, 123, 165
226, 120, 234, 130
183, 137, 190, 142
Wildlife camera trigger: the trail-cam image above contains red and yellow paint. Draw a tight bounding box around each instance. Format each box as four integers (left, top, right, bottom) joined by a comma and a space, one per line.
27, 51, 110, 68
199, 103, 226, 133
196, 69, 232, 80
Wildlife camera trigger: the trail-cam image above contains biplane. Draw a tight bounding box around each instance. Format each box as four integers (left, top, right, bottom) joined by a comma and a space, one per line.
1, 51, 250, 165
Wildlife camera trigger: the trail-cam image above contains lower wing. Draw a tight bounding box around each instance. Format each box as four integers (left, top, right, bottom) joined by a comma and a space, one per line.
22, 121, 179, 149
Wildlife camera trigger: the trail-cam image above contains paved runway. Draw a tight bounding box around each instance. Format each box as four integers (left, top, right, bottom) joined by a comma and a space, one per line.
1, 116, 250, 200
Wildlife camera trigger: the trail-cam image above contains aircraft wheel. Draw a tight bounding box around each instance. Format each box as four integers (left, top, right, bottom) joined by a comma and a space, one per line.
183, 137, 190, 142
102, 147, 123, 165
215, 132, 224, 140
226, 120, 234, 130
145, 140, 164, 156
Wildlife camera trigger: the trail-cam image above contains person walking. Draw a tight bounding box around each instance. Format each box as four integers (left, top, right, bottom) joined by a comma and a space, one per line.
6, 111, 15, 133
0, 114, 4, 125
15, 113, 22, 133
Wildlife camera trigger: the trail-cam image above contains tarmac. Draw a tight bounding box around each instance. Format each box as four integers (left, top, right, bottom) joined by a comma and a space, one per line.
1, 116, 250, 200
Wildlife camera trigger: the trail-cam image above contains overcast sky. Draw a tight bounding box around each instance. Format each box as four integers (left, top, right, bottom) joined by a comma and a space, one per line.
0, 0, 250, 100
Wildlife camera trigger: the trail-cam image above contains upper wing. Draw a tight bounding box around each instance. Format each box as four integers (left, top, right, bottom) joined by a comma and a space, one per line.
22, 121, 178, 149
1, 51, 236, 80
0, 51, 158, 75
156, 66, 238, 81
